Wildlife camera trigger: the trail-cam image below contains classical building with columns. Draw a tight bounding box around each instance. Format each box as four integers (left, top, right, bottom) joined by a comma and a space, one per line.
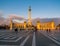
10, 6, 55, 30
36, 21, 55, 30
10, 6, 32, 30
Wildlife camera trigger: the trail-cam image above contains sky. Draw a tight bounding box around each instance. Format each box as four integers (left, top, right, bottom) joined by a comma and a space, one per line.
0, 0, 60, 19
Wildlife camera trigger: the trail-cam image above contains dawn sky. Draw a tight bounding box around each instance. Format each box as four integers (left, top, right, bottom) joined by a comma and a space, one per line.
0, 0, 60, 18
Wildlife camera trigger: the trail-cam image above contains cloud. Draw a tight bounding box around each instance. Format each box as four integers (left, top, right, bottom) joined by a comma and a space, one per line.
8, 14, 26, 20
0, 16, 5, 25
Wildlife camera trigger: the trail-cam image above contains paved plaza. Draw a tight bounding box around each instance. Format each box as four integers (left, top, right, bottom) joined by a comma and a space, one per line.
0, 30, 60, 46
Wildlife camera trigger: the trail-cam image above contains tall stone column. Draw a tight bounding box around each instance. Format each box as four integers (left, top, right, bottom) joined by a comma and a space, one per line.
10, 19, 12, 30
28, 6, 32, 26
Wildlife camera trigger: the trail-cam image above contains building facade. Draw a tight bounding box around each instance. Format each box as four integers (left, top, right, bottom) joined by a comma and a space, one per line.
36, 21, 55, 30
10, 6, 55, 30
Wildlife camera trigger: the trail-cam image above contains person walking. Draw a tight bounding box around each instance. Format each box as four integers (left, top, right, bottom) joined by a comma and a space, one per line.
15, 28, 18, 34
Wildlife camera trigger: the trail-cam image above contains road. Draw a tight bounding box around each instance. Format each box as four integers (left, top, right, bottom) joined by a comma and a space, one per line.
36, 31, 59, 46
0, 30, 59, 46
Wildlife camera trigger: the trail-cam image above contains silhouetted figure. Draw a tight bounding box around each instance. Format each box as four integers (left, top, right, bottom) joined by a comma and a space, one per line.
34, 26, 37, 32
48, 29, 51, 33
46, 29, 51, 34
46, 29, 48, 33
15, 28, 18, 34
